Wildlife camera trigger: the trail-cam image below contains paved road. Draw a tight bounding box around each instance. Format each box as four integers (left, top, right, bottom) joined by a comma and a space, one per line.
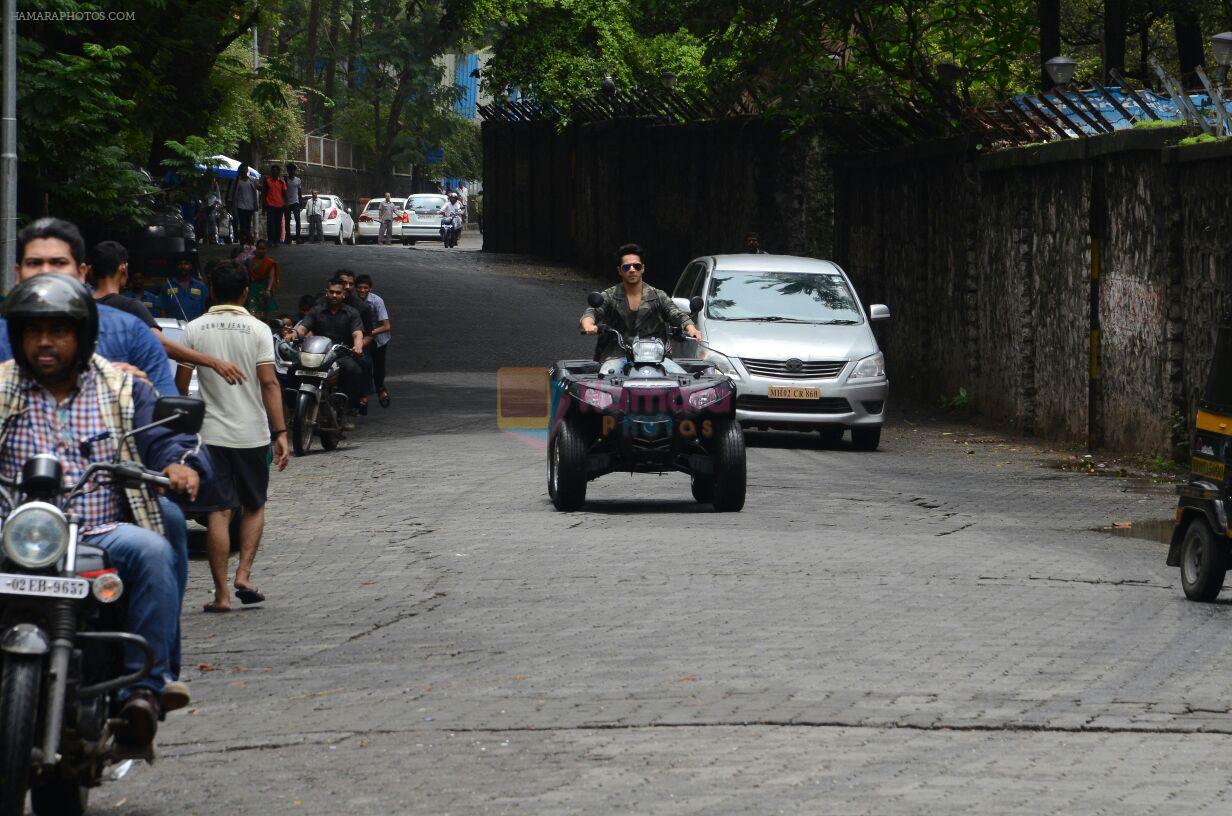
114, 236, 1232, 815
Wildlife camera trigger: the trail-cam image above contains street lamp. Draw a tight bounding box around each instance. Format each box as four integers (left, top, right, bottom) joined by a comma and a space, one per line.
660, 70, 677, 90
1044, 55, 1077, 88
1213, 32, 1232, 85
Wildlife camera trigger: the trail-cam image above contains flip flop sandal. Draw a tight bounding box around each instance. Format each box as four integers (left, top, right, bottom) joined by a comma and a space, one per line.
202, 602, 231, 613
234, 586, 266, 605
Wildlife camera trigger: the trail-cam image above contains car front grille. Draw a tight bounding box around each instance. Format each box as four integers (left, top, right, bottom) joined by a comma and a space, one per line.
737, 396, 852, 414
740, 358, 847, 379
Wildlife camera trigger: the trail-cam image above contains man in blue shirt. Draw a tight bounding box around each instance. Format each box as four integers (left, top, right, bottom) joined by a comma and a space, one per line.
156, 255, 210, 322
8, 218, 195, 709
122, 268, 160, 313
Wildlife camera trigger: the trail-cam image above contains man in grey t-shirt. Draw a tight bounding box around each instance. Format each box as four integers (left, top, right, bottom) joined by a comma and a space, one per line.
178, 261, 290, 613
284, 164, 303, 244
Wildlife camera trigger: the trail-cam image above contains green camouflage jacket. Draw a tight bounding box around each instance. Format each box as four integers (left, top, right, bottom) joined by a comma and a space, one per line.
582, 283, 695, 362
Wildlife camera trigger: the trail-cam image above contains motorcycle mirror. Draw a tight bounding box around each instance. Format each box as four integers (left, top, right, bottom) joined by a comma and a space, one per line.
587, 292, 605, 309
154, 396, 205, 435
689, 296, 704, 314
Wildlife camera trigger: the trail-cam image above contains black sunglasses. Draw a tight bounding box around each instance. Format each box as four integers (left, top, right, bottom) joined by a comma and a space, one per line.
620, 262, 644, 272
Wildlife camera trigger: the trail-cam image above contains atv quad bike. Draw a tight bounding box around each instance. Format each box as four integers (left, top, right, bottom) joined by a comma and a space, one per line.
547, 292, 747, 512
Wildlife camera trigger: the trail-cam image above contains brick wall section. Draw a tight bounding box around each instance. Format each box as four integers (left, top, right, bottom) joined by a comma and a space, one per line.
835, 130, 1232, 455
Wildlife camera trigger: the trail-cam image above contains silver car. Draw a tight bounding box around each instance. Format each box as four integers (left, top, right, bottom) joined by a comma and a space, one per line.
400, 193, 450, 244
155, 317, 200, 396
671, 254, 890, 450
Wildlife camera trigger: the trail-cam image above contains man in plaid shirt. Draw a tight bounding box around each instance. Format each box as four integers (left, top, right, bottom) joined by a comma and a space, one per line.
0, 275, 206, 748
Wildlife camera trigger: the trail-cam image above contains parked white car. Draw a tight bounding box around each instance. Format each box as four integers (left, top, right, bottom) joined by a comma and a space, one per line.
671, 254, 890, 450
356, 197, 407, 243
155, 318, 200, 396
296, 194, 356, 244
400, 193, 449, 244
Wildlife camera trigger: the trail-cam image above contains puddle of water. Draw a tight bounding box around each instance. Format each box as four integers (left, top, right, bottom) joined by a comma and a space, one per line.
1095, 519, 1174, 544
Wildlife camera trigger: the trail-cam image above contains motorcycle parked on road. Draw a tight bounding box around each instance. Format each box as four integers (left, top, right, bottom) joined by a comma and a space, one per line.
280, 336, 347, 456
0, 396, 204, 816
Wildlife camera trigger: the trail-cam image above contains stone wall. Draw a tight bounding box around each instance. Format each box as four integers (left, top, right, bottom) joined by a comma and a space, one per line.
482, 117, 833, 287
835, 129, 1232, 455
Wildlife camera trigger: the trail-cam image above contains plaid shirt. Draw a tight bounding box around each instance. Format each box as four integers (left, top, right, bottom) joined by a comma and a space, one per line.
0, 374, 122, 534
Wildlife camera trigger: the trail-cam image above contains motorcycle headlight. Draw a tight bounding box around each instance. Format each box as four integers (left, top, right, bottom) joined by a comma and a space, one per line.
299, 351, 327, 368
2, 502, 70, 569
850, 351, 886, 380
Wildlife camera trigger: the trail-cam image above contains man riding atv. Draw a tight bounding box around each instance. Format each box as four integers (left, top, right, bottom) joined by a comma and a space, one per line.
580, 243, 702, 361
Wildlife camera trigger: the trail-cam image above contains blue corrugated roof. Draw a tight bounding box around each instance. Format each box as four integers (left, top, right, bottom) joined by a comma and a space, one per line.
1012, 87, 1229, 134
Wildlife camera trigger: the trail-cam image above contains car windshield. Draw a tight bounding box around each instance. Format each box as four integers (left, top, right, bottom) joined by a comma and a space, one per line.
410, 196, 446, 210
705, 270, 863, 324
365, 200, 402, 211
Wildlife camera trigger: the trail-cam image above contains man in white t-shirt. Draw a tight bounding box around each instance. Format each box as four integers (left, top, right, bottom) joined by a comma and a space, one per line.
177, 261, 290, 613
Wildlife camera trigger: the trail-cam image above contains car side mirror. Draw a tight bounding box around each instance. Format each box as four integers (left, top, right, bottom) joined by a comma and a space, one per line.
869, 304, 891, 321
672, 297, 691, 313
154, 396, 205, 434
689, 296, 704, 314
587, 292, 605, 309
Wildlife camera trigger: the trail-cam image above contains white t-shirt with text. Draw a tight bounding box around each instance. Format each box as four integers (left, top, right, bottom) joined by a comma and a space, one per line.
183, 305, 276, 449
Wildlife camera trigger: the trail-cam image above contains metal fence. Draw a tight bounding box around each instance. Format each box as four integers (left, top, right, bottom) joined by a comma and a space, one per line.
479, 65, 1232, 153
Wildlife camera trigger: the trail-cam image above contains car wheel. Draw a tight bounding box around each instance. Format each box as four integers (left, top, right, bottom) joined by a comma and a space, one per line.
690, 475, 715, 504
818, 428, 844, 447
1181, 517, 1227, 602
710, 418, 746, 512
548, 417, 588, 511
407, 239, 417, 246
851, 427, 881, 451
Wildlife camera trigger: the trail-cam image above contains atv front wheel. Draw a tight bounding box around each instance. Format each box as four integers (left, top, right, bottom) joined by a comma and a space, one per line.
548, 418, 588, 511
710, 418, 746, 512
690, 475, 714, 504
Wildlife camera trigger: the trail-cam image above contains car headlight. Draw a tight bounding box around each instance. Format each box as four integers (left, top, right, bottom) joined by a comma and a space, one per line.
299, 351, 327, 368
2, 502, 70, 569
700, 347, 741, 381
850, 351, 885, 380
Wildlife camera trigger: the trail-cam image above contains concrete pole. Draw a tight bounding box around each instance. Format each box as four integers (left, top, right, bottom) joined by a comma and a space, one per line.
1, 0, 18, 292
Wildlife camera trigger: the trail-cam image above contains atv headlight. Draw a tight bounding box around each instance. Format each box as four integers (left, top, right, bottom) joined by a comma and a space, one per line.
632, 339, 666, 364
688, 386, 729, 411
850, 351, 885, 380
2, 502, 70, 569
580, 387, 615, 410
299, 351, 327, 368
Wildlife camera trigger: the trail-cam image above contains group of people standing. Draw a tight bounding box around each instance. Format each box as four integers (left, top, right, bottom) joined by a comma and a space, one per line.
224, 163, 302, 245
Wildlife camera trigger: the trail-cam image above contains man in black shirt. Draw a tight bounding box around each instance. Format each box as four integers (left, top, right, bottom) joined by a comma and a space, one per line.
297, 277, 365, 419
88, 242, 245, 391
320, 268, 375, 414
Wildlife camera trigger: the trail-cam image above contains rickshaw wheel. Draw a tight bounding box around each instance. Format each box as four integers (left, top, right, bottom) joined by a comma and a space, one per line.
1181, 517, 1227, 602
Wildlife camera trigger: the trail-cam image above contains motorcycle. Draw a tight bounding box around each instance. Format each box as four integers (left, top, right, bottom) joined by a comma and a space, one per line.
281, 336, 348, 456
547, 292, 747, 512
0, 396, 204, 816
440, 213, 461, 248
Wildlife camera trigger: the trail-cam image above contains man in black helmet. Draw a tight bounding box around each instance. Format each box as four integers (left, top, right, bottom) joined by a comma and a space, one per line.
0, 275, 207, 747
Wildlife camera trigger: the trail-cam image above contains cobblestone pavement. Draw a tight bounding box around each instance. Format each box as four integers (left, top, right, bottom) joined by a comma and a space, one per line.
113, 238, 1232, 815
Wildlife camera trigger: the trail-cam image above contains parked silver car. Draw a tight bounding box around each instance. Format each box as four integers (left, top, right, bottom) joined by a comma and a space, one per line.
155, 317, 199, 396
671, 254, 890, 450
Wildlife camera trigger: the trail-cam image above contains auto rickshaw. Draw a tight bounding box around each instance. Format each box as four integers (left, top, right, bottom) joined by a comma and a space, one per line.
1168, 311, 1232, 601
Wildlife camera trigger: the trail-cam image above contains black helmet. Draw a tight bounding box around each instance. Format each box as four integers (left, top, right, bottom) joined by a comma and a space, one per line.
4, 275, 99, 374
